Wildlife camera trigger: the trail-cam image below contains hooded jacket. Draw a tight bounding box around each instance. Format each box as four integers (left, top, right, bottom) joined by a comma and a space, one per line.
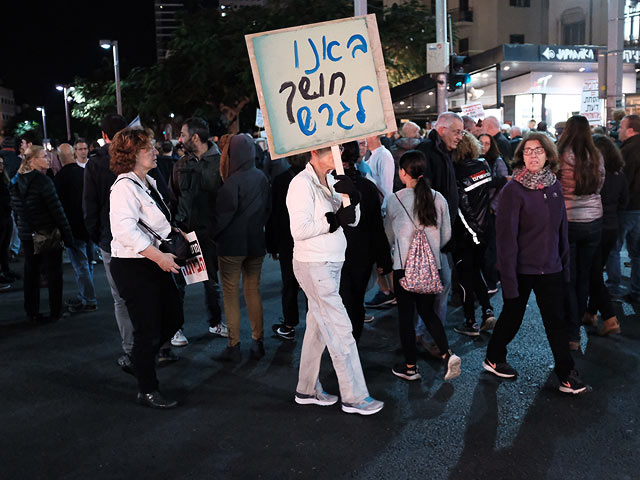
212, 135, 270, 257
10, 170, 73, 245
170, 142, 222, 233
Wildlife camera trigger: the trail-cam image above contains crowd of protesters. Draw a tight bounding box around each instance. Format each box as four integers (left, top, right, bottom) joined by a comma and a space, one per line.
1, 108, 637, 413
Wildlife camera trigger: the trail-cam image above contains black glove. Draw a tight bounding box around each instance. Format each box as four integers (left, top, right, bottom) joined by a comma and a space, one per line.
333, 175, 361, 206
325, 204, 357, 232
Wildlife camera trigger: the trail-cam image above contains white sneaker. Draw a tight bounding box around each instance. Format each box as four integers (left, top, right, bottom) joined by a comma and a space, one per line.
171, 329, 188, 347
209, 323, 229, 338
341, 396, 384, 416
444, 352, 462, 381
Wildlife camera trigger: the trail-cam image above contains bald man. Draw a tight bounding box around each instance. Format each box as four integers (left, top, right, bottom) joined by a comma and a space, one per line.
54, 144, 98, 313
482, 116, 512, 163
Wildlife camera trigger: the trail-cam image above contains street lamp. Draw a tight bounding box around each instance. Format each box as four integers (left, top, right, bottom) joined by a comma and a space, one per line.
56, 84, 73, 141
36, 107, 48, 141
99, 39, 122, 115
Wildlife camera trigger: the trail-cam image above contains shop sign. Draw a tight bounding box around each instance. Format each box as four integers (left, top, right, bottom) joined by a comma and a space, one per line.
245, 15, 396, 159
623, 50, 640, 63
461, 102, 485, 121
540, 46, 596, 62
580, 79, 602, 125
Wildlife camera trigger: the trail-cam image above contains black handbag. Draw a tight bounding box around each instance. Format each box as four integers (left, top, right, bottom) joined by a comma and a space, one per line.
32, 228, 64, 254
137, 220, 194, 267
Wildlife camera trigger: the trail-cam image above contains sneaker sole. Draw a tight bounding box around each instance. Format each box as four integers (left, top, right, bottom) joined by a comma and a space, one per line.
454, 328, 480, 337
341, 403, 384, 415
482, 360, 517, 378
480, 318, 496, 332
365, 299, 397, 308
392, 369, 421, 381
444, 355, 461, 381
295, 396, 337, 406
559, 385, 589, 394
274, 329, 295, 340
209, 330, 229, 338
171, 340, 188, 347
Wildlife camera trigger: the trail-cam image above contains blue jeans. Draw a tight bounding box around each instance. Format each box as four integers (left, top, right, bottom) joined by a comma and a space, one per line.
416, 252, 452, 338
67, 239, 97, 305
606, 210, 640, 296
567, 219, 602, 342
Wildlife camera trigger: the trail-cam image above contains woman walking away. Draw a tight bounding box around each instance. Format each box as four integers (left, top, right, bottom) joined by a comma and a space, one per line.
385, 150, 461, 382
484, 132, 589, 394
9, 146, 73, 323
109, 128, 183, 408
584, 135, 628, 336
213, 134, 271, 362
452, 133, 507, 337
557, 115, 605, 350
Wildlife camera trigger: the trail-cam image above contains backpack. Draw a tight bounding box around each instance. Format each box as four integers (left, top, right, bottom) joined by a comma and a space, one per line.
395, 193, 443, 295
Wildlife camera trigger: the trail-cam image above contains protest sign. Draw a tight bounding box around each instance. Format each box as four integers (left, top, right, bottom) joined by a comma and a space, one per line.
255, 108, 264, 128
245, 15, 396, 160
580, 79, 602, 125
180, 232, 208, 285
461, 102, 485, 121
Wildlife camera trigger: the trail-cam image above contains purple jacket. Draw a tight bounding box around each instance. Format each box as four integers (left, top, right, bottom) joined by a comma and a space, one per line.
496, 179, 570, 299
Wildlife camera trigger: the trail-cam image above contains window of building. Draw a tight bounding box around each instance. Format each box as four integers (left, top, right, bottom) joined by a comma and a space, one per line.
509, 0, 530, 7
563, 21, 586, 44
459, 38, 469, 55
510, 34, 525, 44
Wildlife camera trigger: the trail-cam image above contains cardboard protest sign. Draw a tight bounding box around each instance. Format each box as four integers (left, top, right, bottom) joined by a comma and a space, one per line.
180, 232, 208, 285
580, 79, 603, 125
245, 15, 396, 159
461, 102, 485, 121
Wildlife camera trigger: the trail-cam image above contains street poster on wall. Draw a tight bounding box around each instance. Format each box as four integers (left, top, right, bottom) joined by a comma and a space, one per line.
246, 15, 397, 159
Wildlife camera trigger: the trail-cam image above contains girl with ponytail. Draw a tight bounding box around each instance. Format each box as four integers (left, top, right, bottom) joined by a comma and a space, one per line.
384, 150, 461, 382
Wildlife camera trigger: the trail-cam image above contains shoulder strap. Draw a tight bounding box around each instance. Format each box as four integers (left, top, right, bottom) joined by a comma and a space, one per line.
394, 192, 417, 229
114, 175, 171, 222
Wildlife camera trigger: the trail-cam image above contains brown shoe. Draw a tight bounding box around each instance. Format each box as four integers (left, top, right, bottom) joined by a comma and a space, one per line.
582, 312, 598, 327
569, 341, 580, 351
598, 316, 621, 336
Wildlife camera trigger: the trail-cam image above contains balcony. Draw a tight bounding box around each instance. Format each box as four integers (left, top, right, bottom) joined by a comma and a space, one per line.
449, 8, 473, 23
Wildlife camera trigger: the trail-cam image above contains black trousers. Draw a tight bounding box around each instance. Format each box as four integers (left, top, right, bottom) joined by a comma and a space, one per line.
454, 237, 492, 322
278, 249, 302, 327
587, 228, 618, 320
196, 232, 222, 328
339, 262, 372, 342
110, 257, 183, 394
486, 272, 574, 381
0, 215, 12, 272
393, 270, 448, 365
23, 238, 63, 318
482, 213, 499, 288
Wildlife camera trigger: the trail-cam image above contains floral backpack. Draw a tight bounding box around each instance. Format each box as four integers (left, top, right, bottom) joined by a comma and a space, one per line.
395, 193, 443, 295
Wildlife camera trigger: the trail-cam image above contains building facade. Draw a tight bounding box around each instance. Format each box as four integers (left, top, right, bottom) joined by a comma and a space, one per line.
0, 86, 16, 134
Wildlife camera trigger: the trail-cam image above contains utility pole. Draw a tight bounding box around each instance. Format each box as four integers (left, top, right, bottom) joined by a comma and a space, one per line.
607, 0, 624, 121
354, 0, 366, 16
435, 0, 448, 115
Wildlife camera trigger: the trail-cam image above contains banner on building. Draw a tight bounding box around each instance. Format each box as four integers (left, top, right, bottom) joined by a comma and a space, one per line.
245, 15, 396, 159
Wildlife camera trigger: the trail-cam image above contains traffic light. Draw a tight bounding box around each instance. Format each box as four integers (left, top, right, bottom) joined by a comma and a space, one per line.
448, 55, 470, 91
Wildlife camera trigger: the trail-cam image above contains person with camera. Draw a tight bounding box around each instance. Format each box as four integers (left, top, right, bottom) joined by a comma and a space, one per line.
108, 128, 184, 409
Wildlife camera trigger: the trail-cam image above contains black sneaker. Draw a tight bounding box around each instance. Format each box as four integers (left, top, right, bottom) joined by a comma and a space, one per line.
392, 363, 421, 381
365, 290, 396, 308
559, 370, 590, 394
454, 321, 480, 337
65, 298, 83, 308
483, 358, 517, 378
118, 354, 135, 376
480, 308, 496, 332
215, 344, 241, 362
69, 303, 98, 313
272, 323, 295, 340
250, 339, 265, 359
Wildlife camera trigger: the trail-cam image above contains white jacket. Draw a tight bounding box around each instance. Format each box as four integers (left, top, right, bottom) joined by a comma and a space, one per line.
109, 172, 171, 258
286, 162, 360, 262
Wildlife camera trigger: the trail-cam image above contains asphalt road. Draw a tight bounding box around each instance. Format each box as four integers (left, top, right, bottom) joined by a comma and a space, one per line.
1, 255, 638, 480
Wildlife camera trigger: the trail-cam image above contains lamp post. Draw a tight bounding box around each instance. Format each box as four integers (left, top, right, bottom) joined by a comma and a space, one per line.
56, 85, 72, 141
36, 106, 48, 141
99, 39, 122, 115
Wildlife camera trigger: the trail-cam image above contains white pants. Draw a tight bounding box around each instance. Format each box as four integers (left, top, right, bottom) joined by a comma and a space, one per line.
293, 260, 369, 404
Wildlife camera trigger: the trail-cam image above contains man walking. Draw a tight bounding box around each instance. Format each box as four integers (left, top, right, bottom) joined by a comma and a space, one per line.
287, 146, 383, 416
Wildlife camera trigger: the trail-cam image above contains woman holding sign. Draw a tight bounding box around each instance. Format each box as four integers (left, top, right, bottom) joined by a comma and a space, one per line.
108, 128, 184, 409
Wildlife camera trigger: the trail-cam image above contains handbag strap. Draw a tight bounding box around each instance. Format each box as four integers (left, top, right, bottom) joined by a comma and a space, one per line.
114, 176, 167, 242
114, 175, 171, 222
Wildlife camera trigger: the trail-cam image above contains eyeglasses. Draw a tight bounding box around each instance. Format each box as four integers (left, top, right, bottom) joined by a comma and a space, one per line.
447, 127, 463, 137
523, 147, 545, 156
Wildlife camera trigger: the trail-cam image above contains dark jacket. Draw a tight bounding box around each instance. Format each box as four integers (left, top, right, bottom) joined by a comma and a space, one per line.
170, 142, 222, 233
156, 155, 176, 189
621, 134, 640, 210
601, 170, 629, 231
454, 157, 506, 245
0, 175, 11, 219
496, 179, 569, 299
213, 135, 270, 256
55, 163, 89, 241
0, 148, 21, 180
416, 129, 459, 237
83, 144, 172, 252
10, 170, 73, 245
342, 168, 392, 271
391, 137, 421, 192
265, 165, 303, 256
493, 132, 512, 164
508, 136, 523, 159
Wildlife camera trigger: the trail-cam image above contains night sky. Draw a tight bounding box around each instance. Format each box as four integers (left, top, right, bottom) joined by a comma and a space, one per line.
1, 0, 157, 129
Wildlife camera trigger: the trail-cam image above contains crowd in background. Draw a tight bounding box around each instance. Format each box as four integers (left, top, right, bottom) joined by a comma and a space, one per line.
1, 107, 638, 410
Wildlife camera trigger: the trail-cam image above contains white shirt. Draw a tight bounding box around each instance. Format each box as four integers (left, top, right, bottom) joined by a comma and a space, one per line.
109, 172, 171, 258
76, 159, 88, 168
286, 162, 360, 262
366, 145, 394, 200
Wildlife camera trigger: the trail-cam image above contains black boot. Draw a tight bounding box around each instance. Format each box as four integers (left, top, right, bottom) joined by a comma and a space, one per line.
136, 391, 178, 409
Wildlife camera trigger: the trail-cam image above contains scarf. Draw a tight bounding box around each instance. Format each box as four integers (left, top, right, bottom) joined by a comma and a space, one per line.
513, 166, 556, 190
